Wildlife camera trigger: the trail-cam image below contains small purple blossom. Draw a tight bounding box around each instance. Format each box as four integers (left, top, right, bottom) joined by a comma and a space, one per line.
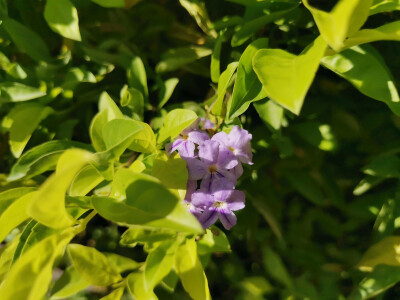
212, 126, 253, 165
186, 140, 237, 189
191, 179, 245, 230
165, 119, 252, 230
166, 129, 209, 158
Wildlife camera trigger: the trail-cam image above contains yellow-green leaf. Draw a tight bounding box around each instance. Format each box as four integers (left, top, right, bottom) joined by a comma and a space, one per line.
175, 239, 211, 300
157, 109, 198, 143
67, 244, 122, 286
253, 36, 327, 115
28, 149, 93, 228
303, 0, 373, 51
44, 0, 81, 41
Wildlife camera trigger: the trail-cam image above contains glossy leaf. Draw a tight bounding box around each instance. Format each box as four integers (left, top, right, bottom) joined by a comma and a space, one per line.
127, 272, 158, 300
92, 0, 124, 7
8, 140, 91, 181
370, 0, 400, 15
144, 240, 178, 291
157, 109, 198, 143
0, 228, 75, 300
2, 18, 51, 62
254, 99, 284, 130
253, 36, 327, 115
343, 20, 400, 49
104, 252, 142, 273
92, 173, 203, 233
211, 32, 223, 83
228, 38, 269, 119
175, 239, 211, 300
321, 45, 400, 115
0, 191, 37, 243
212, 61, 238, 116
69, 165, 103, 196
152, 152, 188, 189
0, 187, 36, 215
28, 149, 93, 228
44, 0, 81, 41
120, 227, 177, 246
158, 78, 179, 109
7, 103, 52, 158
68, 244, 122, 286
197, 227, 231, 254
127, 56, 148, 99
51, 266, 90, 299
0, 82, 45, 102
357, 236, 400, 272
100, 287, 125, 300
303, 0, 372, 51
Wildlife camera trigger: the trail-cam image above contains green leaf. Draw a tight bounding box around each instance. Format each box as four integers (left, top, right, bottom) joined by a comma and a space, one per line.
349, 265, 400, 300
158, 78, 179, 109
28, 149, 93, 228
6, 103, 52, 158
0, 235, 19, 282
156, 47, 212, 73
104, 252, 142, 273
92, 172, 203, 233
0, 228, 75, 300
303, 0, 373, 51
179, 0, 216, 37
357, 236, 400, 272
157, 109, 198, 143
69, 165, 103, 196
231, 1, 299, 47
144, 240, 178, 291
120, 227, 177, 246
152, 152, 188, 189
321, 45, 400, 115
228, 38, 269, 119
127, 56, 148, 99
175, 239, 211, 300
370, 0, 400, 15
44, 0, 81, 41
0, 191, 37, 243
0, 82, 45, 102
254, 99, 284, 130
8, 140, 91, 181
102, 118, 150, 155
2, 18, 51, 62
211, 32, 223, 83
212, 61, 238, 116
92, 0, 125, 8
253, 36, 327, 115
100, 287, 125, 300
343, 20, 400, 51
67, 244, 122, 286
197, 227, 231, 254
50, 266, 90, 300
262, 246, 292, 288
127, 272, 158, 300
0, 187, 36, 215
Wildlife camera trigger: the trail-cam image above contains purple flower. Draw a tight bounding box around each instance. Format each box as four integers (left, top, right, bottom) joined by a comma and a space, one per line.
166, 129, 209, 158
191, 179, 245, 230
212, 126, 253, 165
186, 140, 238, 189
200, 117, 215, 130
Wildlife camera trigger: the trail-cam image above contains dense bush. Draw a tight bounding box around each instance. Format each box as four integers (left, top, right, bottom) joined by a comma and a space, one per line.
1, 0, 400, 299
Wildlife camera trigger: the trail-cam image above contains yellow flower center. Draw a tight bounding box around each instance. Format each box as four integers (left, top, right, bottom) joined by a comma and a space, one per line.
213, 201, 227, 209
208, 164, 218, 173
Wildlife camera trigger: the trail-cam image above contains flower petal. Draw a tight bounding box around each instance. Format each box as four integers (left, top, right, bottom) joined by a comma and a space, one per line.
186, 158, 207, 180
188, 131, 209, 145
198, 140, 219, 164
166, 139, 183, 155
218, 209, 237, 230
228, 126, 252, 150
184, 180, 198, 202
211, 131, 229, 147
191, 190, 214, 207
177, 141, 195, 158
217, 146, 238, 170
231, 163, 243, 179
227, 190, 245, 211
210, 178, 235, 201
199, 208, 219, 229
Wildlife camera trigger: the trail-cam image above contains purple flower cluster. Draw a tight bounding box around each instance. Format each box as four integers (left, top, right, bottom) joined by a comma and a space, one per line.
166, 119, 252, 230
